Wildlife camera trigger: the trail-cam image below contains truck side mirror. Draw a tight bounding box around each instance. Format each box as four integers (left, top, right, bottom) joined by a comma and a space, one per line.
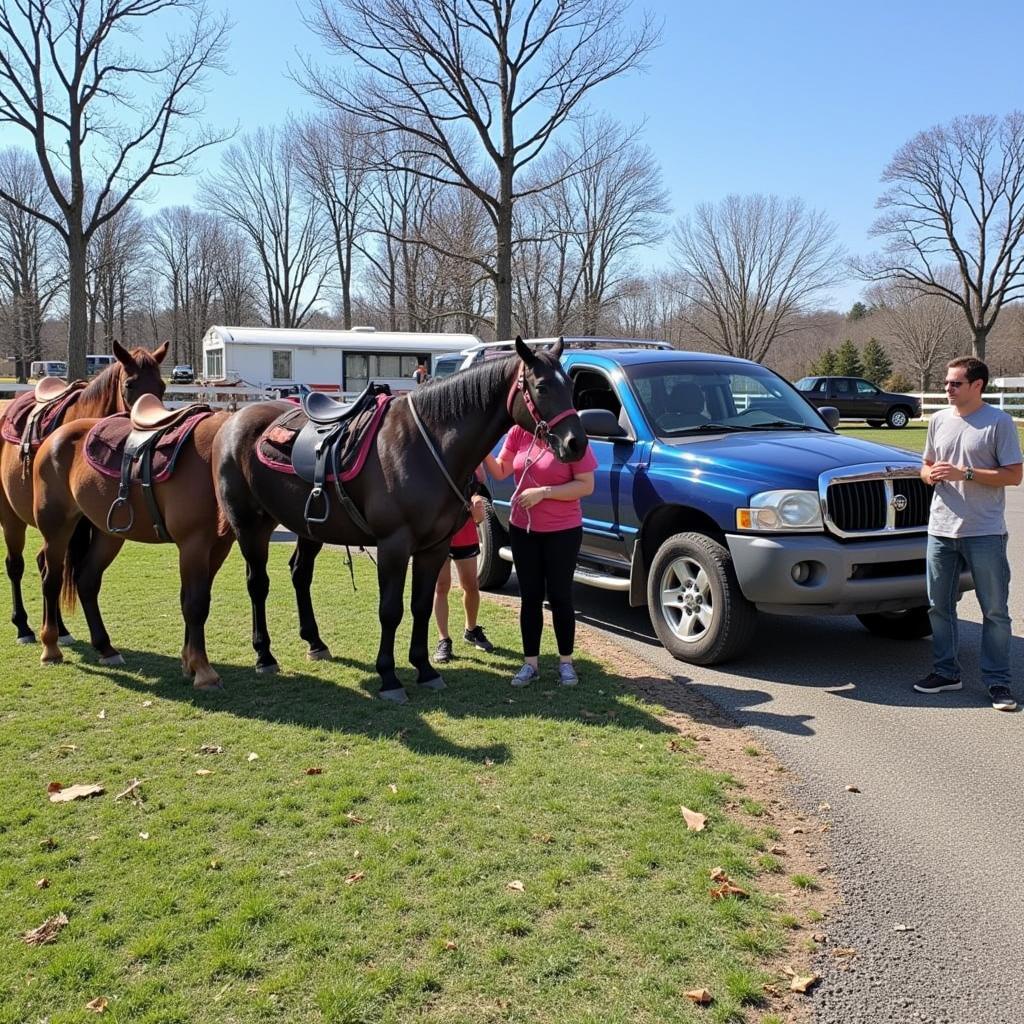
579, 408, 627, 438
818, 406, 840, 429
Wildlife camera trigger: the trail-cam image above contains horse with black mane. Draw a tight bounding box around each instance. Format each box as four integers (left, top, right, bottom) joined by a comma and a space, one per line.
0, 341, 167, 644
214, 337, 587, 703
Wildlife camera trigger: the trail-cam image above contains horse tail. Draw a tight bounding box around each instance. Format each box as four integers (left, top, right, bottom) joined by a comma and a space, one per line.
61, 517, 93, 613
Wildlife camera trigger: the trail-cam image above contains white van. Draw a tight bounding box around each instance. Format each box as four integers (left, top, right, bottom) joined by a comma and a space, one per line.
29, 360, 68, 380
86, 353, 116, 376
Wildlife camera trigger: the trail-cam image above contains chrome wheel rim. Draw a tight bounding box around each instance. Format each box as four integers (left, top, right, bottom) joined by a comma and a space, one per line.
660, 556, 714, 643
891, 410, 907, 427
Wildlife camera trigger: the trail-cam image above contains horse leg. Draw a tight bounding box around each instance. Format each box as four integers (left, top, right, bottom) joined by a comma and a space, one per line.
237, 521, 278, 674
409, 543, 450, 690
179, 538, 222, 691
1, 495, 34, 643
181, 533, 233, 678
35, 548, 75, 645
289, 538, 331, 660
375, 537, 412, 703
37, 519, 78, 666
72, 532, 126, 664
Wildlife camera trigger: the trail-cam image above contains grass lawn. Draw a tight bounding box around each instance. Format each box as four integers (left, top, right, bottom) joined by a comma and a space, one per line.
839, 422, 1024, 454
0, 542, 810, 1024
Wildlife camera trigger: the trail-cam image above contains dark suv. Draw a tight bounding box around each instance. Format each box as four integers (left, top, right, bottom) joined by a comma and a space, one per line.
170, 364, 195, 384
794, 376, 920, 428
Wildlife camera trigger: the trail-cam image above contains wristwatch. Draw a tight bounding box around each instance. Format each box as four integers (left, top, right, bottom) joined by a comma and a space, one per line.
964, 467, 975, 482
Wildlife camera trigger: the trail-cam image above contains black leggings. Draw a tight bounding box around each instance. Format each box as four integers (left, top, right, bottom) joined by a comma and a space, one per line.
509, 524, 582, 657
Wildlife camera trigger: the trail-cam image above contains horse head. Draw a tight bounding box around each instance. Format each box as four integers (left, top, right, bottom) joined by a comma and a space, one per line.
112, 340, 168, 410
510, 336, 588, 463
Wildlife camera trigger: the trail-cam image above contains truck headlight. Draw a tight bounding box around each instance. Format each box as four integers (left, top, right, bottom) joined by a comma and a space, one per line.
736, 490, 822, 531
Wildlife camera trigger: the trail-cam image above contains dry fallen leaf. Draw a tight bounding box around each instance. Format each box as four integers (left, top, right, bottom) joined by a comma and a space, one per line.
22, 912, 69, 946
49, 783, 104, 803
304, 767, 323, 775
39, 837, 57, 850
35, 878, 49, 889
344, 812, 365, 825
195, 769, 213, 777
85, 996, 109, 1014
141, 700, 153, 708
209, 860, 222, 870
782, 966, 821, 993
769, 846, 787, 855
47, 781, 63, 794
709, 867, 728, 882
710, 882, 749, 900
344, 871, 365, 885
388, 783, 398, 793
506, 880, 526, 892
845, 784, 860, 793
199, 744, 223, 754
680, 806, 707, 832
818, 802, 831, 813
246, 752, 259, 763
97, 710, 106, 720
443, 940, 458, 950
789, 827, 805, 835
138, 832, 150, 841
483, 758, 495, 767
57, 744, 78, 756
684, 988, 713, 1005
832, 946, 857, 958
666, 738, 683, 753
812, 932, 827, 943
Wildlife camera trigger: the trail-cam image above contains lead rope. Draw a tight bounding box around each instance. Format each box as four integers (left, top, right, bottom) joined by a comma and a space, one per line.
509, 422, 547, 533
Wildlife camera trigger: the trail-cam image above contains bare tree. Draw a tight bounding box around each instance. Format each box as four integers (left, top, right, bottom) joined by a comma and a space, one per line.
858, 113, 1024, 361
0, 148, 63, 379
300, 0, 658, 339
86, 200, 147, 350
868, 279, 968, 391
209, 221, 258, 326
295, 112, 369, 329
0, 0, 230, 377
200, 127, 333, 328
672, 195, 844, 363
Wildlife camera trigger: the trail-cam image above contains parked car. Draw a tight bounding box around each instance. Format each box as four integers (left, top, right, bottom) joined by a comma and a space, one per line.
29, 360, 68, 380
794, 375, 920, 428
170, 364, 195, 384
477, 342, 969, 666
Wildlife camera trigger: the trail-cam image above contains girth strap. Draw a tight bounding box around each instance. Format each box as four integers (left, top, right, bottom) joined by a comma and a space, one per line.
106, 428, 171, 541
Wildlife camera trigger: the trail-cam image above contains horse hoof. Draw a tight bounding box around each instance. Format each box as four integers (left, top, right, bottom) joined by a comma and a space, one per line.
419, 674, 446, 691
256, 661, 279, 675
306, 647, 332, 662
194, 679, 224, 692
16, 634, 36, 645
41, 656, 63, 667
182, 664, 195, 678
99, 653, 125, 667
378, 687, 409, 705
58, 633, 76, 647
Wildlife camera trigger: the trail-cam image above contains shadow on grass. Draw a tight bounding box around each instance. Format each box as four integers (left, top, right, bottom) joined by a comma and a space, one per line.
64, 643, 719, 763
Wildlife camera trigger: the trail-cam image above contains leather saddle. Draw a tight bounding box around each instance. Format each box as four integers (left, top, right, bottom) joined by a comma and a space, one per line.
291, 382, 391, 528
19, 377, 87, 460
106, 396, 212, 542
35, 376, 81, 404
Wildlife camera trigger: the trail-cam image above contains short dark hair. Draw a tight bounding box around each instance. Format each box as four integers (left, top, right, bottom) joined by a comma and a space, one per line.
947, 356, 989, 389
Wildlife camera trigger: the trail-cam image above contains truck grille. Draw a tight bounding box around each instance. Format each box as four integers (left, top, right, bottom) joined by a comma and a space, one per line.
823, 473, 931, 538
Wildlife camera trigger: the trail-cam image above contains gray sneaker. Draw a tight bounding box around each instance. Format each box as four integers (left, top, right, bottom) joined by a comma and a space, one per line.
557, 662, 578, 686
510, 664, 539, 687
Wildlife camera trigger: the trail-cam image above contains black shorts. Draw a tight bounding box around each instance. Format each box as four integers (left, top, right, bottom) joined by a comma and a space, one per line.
449, 543, 480, 561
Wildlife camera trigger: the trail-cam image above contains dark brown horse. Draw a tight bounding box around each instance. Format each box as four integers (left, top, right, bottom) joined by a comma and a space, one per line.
214, 337, 587, 703
32, 409, 233, 689
0, 341, 167, 644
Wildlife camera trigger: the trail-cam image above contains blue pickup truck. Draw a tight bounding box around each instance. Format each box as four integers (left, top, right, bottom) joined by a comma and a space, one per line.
477, 340, 964, 666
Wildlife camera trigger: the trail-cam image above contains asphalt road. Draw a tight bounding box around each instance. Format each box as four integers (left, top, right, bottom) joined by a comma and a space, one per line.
520, 492, 1024, 1024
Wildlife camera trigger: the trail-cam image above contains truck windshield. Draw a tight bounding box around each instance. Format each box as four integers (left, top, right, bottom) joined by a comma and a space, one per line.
626, 362, 830, 437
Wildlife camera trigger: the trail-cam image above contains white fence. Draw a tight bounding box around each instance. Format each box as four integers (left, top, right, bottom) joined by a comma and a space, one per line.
0, 382, 317, 410
915, 393, 1024, 419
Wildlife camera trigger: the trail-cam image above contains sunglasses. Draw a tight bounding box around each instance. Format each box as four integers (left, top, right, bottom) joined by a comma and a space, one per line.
942, 380, 971, 389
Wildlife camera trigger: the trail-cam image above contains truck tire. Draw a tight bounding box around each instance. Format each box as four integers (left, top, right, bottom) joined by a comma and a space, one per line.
886, 406, 911, 428
477, 498, 512, 590
867, 419, 884, 428
646, 532, 757, 665
856, 606, 932, 639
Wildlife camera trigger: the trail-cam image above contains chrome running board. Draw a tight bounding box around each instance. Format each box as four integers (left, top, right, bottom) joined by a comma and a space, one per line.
497, 546, 631, 592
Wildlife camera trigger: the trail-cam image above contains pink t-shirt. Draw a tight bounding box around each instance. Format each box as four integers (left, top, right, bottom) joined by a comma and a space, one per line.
499, 426, 598, 532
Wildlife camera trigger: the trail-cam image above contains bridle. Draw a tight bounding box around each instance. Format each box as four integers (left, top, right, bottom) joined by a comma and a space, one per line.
506, 361, 576, 435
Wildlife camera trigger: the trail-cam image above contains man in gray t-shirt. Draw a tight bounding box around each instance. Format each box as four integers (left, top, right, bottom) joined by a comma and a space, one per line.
914, 358, 1023, 711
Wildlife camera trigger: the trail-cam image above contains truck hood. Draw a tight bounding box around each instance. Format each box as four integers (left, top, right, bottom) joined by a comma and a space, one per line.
654, 430, 920, 493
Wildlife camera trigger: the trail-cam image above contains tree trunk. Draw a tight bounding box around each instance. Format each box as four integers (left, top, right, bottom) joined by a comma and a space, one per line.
494, 163, 513, 340
973, 327, 989, 361
66, 232, 88, 380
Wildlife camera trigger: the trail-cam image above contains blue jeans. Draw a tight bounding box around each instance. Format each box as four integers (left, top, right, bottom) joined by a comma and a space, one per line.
926, 533, 1012, 687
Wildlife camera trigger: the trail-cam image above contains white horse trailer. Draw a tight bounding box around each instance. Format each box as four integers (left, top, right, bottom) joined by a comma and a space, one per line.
200, 326, 481, 396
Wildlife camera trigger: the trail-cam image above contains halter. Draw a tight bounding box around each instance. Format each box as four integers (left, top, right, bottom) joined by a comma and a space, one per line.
506, 362, 576, 435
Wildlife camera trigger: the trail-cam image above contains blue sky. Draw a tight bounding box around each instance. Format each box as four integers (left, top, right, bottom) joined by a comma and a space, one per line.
4, 0, 1024, 309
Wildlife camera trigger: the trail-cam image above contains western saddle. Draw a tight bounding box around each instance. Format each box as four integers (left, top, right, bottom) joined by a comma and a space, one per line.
19, 377, 87, 462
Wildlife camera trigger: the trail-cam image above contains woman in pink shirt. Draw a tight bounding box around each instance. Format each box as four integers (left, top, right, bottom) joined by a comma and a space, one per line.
485, 425, 596, 686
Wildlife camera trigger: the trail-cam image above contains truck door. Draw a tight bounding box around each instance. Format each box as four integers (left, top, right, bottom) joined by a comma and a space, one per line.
828, 377, 855, 416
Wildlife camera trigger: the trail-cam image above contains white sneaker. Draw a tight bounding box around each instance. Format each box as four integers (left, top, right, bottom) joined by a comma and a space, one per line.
557, 662, 578, 686
511, 664, 539, 687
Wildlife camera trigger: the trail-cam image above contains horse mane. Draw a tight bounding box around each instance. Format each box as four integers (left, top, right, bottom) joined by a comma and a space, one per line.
76, 347, 160, 410
412, 354, 516, 422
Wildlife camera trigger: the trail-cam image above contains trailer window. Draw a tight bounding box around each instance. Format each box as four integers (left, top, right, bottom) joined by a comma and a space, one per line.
377, 354, 401, 378
272, 350, 292, 379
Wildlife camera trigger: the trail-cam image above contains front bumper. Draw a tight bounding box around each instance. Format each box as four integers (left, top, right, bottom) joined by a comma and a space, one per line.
726, 532, 973, 615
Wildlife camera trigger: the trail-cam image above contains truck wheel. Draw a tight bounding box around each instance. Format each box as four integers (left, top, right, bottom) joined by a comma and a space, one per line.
476, 498, 512, 590
646, 532, 757, 665
886, 407, 910, 428
867, 419, 884, 428
856, 607, 932, 639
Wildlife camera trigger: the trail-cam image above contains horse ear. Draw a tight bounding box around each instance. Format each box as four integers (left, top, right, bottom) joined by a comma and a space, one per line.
514, 336, 536, 365
549, 336, 564, 359
151, 341, 169, 365
112, 339, 136, 370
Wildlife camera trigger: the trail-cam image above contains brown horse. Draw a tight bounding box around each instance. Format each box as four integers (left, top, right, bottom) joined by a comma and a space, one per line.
32, 409, 233, 690
214, 337, 587, 703
0, 341, 167, 644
